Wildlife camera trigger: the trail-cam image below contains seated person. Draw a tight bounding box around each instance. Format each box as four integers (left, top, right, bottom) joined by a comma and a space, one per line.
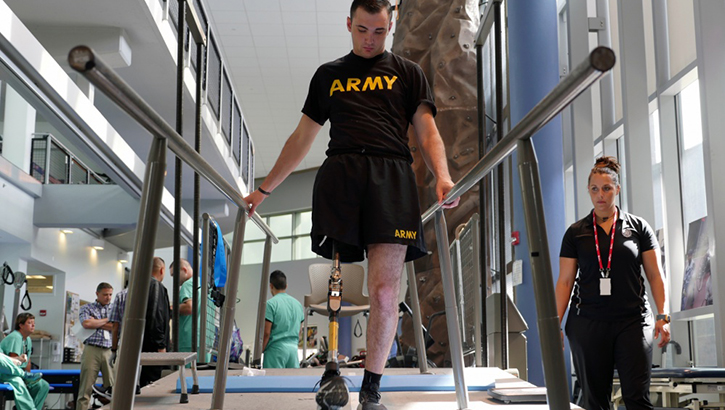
263, 270, 304, 368
0, 313, 48, 410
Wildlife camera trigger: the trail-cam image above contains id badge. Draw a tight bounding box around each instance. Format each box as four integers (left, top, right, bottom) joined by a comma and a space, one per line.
600, 278, 611, 296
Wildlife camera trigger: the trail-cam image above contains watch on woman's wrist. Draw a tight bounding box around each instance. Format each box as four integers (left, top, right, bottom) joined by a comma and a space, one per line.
656, 314, 671, 323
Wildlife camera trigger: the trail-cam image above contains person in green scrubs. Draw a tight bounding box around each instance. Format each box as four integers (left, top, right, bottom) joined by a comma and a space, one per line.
172, 258, 212, 363
263, 270, 305, 368
0, 313, 49, 410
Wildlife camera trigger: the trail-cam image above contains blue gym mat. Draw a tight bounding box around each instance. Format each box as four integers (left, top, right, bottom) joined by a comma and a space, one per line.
176, 374, 495, 393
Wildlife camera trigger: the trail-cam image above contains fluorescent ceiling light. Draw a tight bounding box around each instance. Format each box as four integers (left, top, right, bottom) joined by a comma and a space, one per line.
60, 229, 74, 234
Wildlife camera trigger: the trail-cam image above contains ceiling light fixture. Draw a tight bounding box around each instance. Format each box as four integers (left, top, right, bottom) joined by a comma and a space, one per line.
91, 239, 105, 251
60, 229, 74, 234
117, 251, 129, 264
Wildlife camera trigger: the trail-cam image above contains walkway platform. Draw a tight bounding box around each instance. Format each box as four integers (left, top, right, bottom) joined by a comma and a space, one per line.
97, 367, 582, 409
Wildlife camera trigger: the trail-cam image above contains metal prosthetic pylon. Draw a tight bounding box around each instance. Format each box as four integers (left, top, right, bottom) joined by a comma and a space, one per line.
315, 243, 350, 410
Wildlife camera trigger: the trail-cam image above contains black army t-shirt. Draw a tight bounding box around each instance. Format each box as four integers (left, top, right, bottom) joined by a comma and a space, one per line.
560, 208, 659, 321
302, 50, 435, 162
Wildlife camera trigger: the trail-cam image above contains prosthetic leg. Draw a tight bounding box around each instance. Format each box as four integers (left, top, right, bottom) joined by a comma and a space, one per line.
315, 243, 350, 410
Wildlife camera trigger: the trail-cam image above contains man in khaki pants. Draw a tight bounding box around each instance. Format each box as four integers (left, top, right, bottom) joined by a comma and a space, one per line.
76, 282, 114, 410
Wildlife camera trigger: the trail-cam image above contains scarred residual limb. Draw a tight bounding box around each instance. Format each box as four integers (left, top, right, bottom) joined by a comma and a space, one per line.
327, 246, 343, 364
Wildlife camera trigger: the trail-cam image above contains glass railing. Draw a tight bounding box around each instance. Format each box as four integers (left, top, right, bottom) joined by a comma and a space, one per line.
159, 0, 253, 186
29, 133, 107, 185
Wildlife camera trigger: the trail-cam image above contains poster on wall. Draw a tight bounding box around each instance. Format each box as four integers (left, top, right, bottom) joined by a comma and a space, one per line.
680, 217, 713, 311
300, 325, 318, 349
63, 291, 85, 363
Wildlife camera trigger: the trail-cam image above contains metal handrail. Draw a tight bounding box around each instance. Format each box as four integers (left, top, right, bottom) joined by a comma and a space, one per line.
67, 45, 277, 242
422, 46, 615, 224
69, 46, 276, 410
410, 46, 616, 410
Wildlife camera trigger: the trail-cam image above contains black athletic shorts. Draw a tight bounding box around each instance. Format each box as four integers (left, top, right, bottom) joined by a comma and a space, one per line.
311, 153, 427, 263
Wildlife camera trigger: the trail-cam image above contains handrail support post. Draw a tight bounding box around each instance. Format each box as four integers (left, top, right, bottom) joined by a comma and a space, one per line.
253, 236, 274, 366
211, 208, 247, 410
517, 139, 570, 409
405, 261, 430, 374
434, 210, 470, 410
112, 135, 168, 410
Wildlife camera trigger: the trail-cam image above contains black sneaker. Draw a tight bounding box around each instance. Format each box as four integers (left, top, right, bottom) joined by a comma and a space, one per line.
92, 385, 112, 400
357, 382, 386, 410
315, 363, 349, 410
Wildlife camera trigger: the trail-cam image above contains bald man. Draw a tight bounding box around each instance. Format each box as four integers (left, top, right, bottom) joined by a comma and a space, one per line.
171, 259, 211, 363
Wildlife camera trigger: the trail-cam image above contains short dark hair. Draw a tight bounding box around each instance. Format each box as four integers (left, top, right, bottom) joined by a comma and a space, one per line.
96, 282, 113, 293
270, 270, 287, 290
350, 0, 392, 20
15, 313, 34, 331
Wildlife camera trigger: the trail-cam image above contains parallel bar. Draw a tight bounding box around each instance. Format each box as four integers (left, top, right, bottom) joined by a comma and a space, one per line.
112, 136, 167, 410
67, 46, 277, 243
405, 262, 430, 374
211, 208, 247, 410
422, 46, 615, 223
252, 236, 274, 365
434, 210, 470, 410
517, 139, 569, 409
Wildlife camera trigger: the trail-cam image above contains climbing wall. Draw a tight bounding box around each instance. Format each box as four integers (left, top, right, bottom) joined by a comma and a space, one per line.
391, 0, 481, 366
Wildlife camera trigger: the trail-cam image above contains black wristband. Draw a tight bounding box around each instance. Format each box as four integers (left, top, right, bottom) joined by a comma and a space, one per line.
258, 187, 271, 196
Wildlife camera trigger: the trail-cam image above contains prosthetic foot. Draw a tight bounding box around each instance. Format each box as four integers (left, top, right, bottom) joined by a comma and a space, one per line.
315, 245, 349, 410
316, 361, 348, 410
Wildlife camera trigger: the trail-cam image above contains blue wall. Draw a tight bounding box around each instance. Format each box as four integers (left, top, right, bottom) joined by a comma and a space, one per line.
507, 0, 570, 389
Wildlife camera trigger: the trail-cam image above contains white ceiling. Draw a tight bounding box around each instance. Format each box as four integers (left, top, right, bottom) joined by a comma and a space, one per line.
5, 0, 395, 181
205, 0, 396, 177
2, 0, 398, 245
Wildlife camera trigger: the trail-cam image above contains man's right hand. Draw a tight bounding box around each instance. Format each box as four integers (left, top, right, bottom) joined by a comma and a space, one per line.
111, 350, 117, 365
243, 189, 267, 216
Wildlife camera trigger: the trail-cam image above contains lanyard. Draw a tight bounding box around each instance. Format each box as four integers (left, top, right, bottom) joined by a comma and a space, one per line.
593, 208, 617, 278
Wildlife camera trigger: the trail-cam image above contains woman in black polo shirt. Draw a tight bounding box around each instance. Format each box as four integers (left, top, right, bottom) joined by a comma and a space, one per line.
556, 156, 670, 410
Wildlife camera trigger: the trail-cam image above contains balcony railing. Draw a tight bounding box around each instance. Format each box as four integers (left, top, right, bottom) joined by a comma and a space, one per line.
30, 133, 107, 185
160, 0, 254, 189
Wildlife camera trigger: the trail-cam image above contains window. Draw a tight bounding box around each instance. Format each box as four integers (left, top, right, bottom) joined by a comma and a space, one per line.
677, 80, 707, 226
242, 210, 316, 264
692, 314, 716, 366
650, 108, 664, 231
27, 275, 54, 294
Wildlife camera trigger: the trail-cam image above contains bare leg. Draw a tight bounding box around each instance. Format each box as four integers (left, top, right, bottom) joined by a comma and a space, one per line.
364, 243, 406, 374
